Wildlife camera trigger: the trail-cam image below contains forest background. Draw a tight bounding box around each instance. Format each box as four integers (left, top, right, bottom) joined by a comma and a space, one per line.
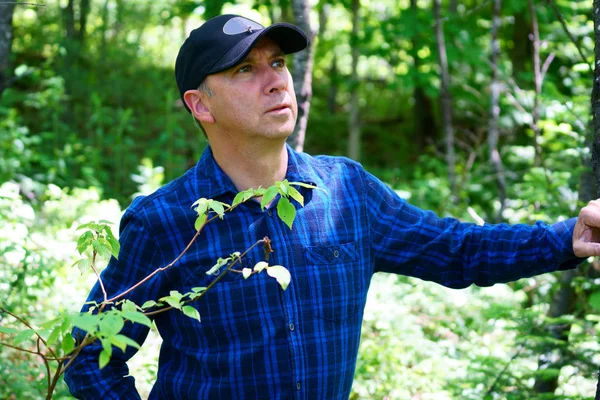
1, 0, 600, 398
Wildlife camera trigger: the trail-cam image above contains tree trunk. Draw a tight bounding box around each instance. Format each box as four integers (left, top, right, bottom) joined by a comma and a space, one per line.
410, 0, 437, 153
0, 2, 16, 97
527, 0, 544, 167
488, 0, 507, 222
347, 0, 361, 160
433, 0, 456, 199
287, 0, 315, 153
592, 0, 600, 194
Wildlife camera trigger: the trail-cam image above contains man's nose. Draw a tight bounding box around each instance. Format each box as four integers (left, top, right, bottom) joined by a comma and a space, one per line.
263, 67, 287, 94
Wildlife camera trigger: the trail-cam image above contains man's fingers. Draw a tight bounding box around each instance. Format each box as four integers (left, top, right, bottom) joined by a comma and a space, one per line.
580, 200, 600, 227
573, 242, 600, 258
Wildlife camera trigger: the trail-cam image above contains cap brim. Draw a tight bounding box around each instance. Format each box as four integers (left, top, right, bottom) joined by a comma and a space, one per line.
207, 23, 308, 75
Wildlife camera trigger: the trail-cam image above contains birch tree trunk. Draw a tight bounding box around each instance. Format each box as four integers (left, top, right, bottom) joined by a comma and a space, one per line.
488, 0, 507, 222
288, 0, 315, 153
528, 0, 544, 167
0, 2, 16, 97
433, 0, 456, 199
347, 0, 361, 160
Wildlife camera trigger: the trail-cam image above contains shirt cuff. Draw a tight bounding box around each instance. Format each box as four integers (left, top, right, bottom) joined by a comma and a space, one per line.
549, 217, 586, 271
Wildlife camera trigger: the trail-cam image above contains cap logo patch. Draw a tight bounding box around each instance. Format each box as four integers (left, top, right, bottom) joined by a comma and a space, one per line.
223, 17, 264, 35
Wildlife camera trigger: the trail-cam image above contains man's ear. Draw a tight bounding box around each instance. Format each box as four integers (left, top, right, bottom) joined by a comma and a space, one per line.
183, 89, 216, 124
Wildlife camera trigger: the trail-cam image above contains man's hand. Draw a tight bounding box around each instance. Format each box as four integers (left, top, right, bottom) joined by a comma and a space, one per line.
573, 200, 600, 257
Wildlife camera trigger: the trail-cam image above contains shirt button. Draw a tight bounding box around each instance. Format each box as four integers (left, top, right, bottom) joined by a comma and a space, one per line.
296, 382, 301, 391
267, 210, 272, 217
289, 323, 295, 331
333, 249, 339, 258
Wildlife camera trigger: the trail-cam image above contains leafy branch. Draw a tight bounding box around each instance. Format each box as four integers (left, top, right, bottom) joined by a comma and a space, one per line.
0, 180, 319, 399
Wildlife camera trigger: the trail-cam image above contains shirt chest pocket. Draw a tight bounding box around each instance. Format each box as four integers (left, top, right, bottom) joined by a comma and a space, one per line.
304, 241, 364, 321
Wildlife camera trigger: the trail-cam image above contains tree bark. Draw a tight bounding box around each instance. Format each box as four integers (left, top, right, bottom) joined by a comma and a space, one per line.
488, 0, 507, 222
592, 0, 600, 195
0, 2, 16, 97
527, 0, 544, 167
347, 0, 361, 160
433, 0, 456, 199
287, 0, 315, 153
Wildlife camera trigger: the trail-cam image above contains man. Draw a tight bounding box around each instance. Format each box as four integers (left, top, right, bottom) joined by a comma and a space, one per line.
65, 14, 600, 399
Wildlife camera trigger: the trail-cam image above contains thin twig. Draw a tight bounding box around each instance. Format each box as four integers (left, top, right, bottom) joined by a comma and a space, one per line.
144, 238, 268, 317
107, 201, 247, 303
89, 250, 107, 303
0, 307, 58, 361
546, 0, 592, 72
486, 345, 525, 394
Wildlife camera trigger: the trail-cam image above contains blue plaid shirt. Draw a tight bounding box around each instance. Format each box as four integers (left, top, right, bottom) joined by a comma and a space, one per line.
65, 145, 581, 399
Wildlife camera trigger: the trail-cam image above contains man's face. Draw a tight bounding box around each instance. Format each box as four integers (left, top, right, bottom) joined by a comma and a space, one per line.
202, 37, 298, 141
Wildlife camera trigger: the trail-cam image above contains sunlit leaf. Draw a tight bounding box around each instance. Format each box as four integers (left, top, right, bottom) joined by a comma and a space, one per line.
287, 185, 304, 206
99, 348, 110, 369
266, 265, 291, 291
242, 268, 252, 279
122, 311, 152, 328
195, 213, 207, 231
99, 313, 124, 336
254, 261, 268, 273
182, 306, 201, 322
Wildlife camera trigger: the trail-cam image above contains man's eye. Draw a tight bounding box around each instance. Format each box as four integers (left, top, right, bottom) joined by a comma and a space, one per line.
272, 58, 285, 68
237, 65, 252, 73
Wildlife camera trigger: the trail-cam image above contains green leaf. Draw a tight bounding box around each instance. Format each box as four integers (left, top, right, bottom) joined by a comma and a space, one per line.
242, 268, 252, 279
76, 258, 91, 275
209, 201, 227, 218
120, 300, 138, 313
99, 348, 111, 369
76, 231, 93, 254
159, 296, 182, 310
191, 198, 209, 215
98, 219, 113, 225
206, 257, 231, 275
99, 313, 124, 336
94, 239, 113, 260
121, 311, 152, 328
266, 265, 291, 291
46, 326, 61, 346
191, 287, 207, 293
195, 213, 207, 231
276, 196, 296, 229
260, 185, 279, 210
289, 181, 323, 191
0, 326, 19, 335
110, 335, 127, 352
13, 329, 35, 345
182, 306, 201, 322
141, 300, 158, 309
278, 180, 289, 195
107, 236, 120, 259
232, 188, 254, 207
61, 334, 75, 354
113, 334, 141, 350
72, 313, 99, 333
287, 185, 304, 206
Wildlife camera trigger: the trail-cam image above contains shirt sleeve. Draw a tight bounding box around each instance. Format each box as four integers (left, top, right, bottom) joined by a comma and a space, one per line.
363, 169, 583, 288
64, 210, 165, 399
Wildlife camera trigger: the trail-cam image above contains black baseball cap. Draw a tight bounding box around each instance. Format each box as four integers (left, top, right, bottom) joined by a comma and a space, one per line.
175, 14, 308, 112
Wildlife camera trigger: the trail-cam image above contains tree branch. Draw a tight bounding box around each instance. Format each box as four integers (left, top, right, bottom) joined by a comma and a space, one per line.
546, 0, 592, 72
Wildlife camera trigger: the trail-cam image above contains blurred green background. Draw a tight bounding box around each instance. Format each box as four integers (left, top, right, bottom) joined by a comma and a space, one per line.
1, 0, 600, 398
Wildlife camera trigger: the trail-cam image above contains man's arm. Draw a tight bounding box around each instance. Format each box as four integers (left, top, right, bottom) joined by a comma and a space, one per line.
64, 211, 165, 399
361, 168, 584, 288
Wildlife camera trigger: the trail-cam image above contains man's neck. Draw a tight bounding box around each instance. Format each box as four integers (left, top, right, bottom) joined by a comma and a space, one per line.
210, 138, 288, 192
